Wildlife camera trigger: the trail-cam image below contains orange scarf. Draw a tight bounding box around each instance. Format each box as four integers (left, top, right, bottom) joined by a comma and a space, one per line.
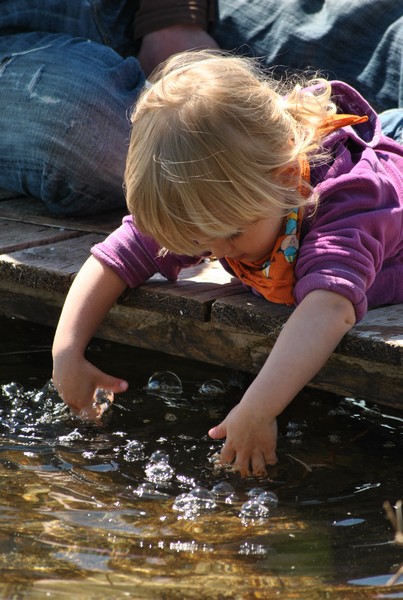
226, 113, 368, 305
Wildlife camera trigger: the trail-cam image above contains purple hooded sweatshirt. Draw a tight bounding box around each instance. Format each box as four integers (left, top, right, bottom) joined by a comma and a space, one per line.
92, 81, 403, 323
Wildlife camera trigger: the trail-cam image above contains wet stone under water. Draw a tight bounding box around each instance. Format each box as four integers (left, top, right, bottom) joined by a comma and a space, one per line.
0, 317, 402, 599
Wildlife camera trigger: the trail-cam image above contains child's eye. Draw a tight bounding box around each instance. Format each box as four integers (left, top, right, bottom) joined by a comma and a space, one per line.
226, 231, 241, 242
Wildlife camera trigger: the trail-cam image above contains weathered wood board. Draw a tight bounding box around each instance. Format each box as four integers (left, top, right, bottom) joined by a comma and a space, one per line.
0, 195, 402, 408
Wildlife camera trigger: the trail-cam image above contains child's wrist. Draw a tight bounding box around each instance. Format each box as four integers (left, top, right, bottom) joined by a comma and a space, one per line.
240, 387, 282, 421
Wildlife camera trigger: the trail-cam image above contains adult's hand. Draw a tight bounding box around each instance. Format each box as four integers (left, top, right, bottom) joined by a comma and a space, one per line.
137, 24, 219, 77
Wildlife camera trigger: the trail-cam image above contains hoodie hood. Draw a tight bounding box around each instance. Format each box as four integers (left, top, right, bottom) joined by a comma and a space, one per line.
324, 80, 383, 147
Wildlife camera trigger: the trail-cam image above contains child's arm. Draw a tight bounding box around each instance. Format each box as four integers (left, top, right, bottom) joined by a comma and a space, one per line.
208, 289, 356, 476
52, 256, 129, 417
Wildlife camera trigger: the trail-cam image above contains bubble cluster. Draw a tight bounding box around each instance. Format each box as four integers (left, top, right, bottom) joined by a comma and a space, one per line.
173, 486, 217, 519
122, 439, 145, 462
0, 380, 70, 438
240, 489, 279, 524
145, 450, 174, 483
1, 382, 25, 399
170, 480, 278, 522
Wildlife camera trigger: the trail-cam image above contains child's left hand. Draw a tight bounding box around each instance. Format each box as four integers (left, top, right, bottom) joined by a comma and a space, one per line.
208, 290, 357, 477
208, 398, 278, 477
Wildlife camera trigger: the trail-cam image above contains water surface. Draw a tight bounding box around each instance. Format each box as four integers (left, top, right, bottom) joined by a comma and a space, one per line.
0, 316, 402, 599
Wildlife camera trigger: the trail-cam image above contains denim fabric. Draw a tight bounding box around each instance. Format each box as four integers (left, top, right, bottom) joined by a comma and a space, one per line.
0, 1, 402, 215
214, 0, 403, 113
0, 1, 143, 215
379, 110, 403, 145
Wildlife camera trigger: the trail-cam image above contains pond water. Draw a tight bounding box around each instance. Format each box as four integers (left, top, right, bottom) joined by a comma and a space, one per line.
0, 315, 402, 599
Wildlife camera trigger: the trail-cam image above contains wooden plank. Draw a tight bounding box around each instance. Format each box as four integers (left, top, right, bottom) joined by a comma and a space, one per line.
1, 280, 401, 409
0, 195, 125, 234
212, 294, 403, 366
212, 292, 293, 336
339, 304, 403, 366
121, 260, 244, 321
0, 220, 84, 253
0, 230, 247, 321
0, 234, 104, 293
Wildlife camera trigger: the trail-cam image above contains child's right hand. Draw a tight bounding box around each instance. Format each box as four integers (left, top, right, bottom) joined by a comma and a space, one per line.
52, 350, 128, 420
51, 255, 129, 419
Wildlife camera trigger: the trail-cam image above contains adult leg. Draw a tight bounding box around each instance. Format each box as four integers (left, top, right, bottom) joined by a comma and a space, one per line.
0, 32, 144, 215
213, 0, 403, 112
0, 1, 142, 215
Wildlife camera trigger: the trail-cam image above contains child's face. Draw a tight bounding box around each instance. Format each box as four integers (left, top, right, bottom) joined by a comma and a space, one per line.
196, 214, 284, 263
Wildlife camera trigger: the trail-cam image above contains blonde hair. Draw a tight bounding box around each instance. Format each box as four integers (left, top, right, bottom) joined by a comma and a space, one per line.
125, 50, 337, 256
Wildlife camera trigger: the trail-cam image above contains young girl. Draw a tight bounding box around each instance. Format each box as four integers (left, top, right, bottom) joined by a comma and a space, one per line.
52, 51, 403, 477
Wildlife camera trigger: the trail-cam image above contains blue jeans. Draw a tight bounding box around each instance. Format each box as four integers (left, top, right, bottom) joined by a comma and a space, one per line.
379, 110, 403, 145
0, 1, 143, 215
0, 1, 402, 215
215, 0, 403, 113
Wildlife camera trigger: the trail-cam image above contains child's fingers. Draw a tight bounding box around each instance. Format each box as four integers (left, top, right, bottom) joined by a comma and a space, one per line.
76, 372, 129, 421
219, 440, 236, 466
208, 421, 226, 439
263, 449, 278, 467
58, 369, 128, 417
95, 372, 128, 394
251, 452, 268, 477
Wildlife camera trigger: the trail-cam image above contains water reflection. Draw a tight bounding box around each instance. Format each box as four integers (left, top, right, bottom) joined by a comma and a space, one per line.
0, 317, 402, 598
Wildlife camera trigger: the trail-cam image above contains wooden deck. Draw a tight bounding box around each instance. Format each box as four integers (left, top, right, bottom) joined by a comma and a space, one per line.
0, 192, 402, 409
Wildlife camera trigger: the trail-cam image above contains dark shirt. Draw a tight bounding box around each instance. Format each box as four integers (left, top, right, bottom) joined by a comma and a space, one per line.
133, 0, 217, 40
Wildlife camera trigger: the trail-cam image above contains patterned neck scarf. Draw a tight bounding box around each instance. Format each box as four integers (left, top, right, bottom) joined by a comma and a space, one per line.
225, 113, 368, 305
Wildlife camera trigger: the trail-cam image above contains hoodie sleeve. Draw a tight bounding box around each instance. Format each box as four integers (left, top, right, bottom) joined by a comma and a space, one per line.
91, 215, 203, 288
295, 143, 403, 322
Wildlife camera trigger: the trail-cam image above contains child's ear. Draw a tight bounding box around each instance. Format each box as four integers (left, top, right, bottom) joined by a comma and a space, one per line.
272, 159, 300, 187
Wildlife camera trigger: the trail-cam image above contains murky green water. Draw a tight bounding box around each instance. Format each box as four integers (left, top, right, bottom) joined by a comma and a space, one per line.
0, 316, 402, 599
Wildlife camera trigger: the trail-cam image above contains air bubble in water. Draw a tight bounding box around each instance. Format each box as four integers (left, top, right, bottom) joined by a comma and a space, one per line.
257, 491, 279, 508
172, 486, 217, 519
239, 542, 268, 556
94, 388, 114, 412
247, 487, 266, 498
134, 482, 170, 499
78, 388, 114, 420
239, 499, 271, 521
189, 487, 217, 509
123, 440, 145, 462
145, 459, 174, 483
198, 379, 226, 396
135, 482, 155, 497
145, 371, 183, 394
212, 481, 238, 503
58, 429, 84, 444
149, 450, 169, 464
172, 493, 193, 513
1, 383, 24, 399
